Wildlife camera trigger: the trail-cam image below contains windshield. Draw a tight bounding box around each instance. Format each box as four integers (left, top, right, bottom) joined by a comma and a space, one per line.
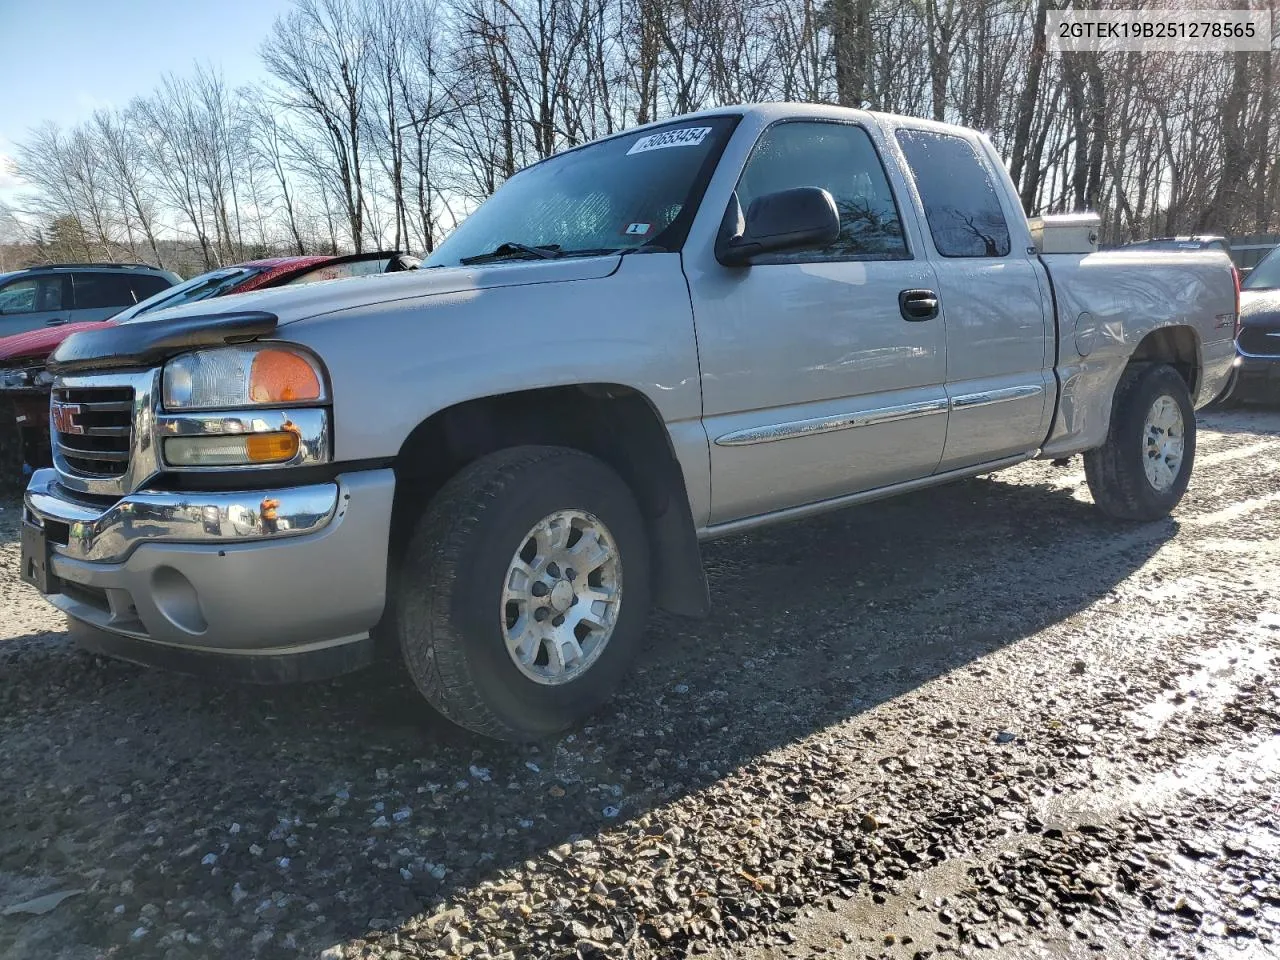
115, 266, 265, 323
427, 116, 739, 267
1243, 247, 1280, 290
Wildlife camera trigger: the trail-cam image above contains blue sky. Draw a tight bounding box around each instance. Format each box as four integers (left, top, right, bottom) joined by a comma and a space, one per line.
0, 0, 294, 199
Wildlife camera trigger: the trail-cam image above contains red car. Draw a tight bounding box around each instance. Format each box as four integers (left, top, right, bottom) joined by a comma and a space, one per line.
0, 252, 418, 473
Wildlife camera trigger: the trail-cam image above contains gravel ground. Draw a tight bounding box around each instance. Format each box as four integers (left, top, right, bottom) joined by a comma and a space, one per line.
1, 406, 1278, 960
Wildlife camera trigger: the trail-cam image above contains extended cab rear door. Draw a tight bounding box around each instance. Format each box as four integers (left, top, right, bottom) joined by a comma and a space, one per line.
890, 124, 1053, 471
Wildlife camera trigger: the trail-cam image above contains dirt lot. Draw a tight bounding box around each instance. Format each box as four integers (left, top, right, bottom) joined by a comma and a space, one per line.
1, 407, 1278, 960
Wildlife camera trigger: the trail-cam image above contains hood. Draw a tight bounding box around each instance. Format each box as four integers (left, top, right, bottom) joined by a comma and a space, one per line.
0, 320, 115, 363
1239, 288, 1280, 325
113, 256, 622, 332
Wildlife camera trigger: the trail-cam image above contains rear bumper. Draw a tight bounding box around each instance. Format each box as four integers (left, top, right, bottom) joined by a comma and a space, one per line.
22, 467, 396, 674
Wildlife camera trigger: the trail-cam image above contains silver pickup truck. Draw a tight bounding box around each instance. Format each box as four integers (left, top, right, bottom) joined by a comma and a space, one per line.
21, 104, 1236, 740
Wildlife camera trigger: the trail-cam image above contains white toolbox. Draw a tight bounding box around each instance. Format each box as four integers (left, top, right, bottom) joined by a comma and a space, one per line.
1029, 213, 1101, 254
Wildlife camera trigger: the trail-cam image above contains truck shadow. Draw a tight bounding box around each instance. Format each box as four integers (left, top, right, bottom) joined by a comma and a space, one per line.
0, 468, 1176, 956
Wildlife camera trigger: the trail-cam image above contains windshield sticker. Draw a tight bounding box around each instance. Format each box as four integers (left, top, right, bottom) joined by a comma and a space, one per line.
626, 126, 712, 155
624, 222, 652, 236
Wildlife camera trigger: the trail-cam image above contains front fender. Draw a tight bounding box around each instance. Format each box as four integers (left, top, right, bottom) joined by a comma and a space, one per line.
283, 253, 711, 527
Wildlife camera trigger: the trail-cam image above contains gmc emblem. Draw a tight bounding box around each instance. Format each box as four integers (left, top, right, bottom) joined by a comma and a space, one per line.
50, 401, 85, 435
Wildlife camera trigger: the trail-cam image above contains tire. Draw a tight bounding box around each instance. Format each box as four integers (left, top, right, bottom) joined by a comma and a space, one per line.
1084, 362, 1196, 521
396, 445, 651, 741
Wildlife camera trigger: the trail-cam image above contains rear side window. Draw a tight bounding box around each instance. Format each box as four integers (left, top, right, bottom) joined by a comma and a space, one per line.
896, 130, 1011, 258
735, 121, 908, 262
72, 272, 147, 310
130, 274, 172, 301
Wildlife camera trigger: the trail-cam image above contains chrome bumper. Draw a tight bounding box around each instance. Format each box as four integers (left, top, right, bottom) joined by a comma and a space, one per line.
21, 467, 396, 661
24, 468, 339, 563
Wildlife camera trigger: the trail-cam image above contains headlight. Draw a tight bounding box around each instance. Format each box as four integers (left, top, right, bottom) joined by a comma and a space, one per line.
162, 345, 327, 410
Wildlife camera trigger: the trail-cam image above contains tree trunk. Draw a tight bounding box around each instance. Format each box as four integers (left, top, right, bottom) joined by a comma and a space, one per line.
1011, 0, 1049, 205
833, 0, 871, 107
1196, 52, 1251, 232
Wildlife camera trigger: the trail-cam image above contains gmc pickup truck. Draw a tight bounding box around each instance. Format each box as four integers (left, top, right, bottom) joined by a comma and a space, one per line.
21, 104, 1236, 741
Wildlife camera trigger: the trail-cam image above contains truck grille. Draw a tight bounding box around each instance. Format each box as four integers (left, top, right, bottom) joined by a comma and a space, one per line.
1238, 325, 1280, 358
52, 385, 135, 478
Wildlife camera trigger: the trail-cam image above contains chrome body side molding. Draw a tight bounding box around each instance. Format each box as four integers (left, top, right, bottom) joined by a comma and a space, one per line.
950, 384, 1046, 409
713, 387, 1045, 448
713, 397, 949, 447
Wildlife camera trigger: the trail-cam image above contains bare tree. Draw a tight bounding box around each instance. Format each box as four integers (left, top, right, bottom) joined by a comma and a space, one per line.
263, 0, 373, 251
134, 77, 220, 268
245, 94, 310, 255
92, 110, 167, 267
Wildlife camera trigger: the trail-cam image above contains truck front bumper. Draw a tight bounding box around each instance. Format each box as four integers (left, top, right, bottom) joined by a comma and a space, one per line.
21, 467, 396, 682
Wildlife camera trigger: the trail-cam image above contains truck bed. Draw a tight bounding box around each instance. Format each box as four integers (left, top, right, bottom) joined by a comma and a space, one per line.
1038, 249, 1237, 457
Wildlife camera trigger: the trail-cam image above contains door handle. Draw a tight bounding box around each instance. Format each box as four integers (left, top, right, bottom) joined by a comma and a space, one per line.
45, 317, 67, 326
899, 289, 940, 321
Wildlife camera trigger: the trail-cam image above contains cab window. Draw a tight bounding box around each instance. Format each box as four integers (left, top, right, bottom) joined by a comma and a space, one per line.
733, 121, 909, 263
896, 129, 1012, 258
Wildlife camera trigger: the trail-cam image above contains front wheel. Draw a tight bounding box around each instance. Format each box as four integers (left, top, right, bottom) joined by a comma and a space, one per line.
396, 446, 651, 741
1084, 363, 1196, 521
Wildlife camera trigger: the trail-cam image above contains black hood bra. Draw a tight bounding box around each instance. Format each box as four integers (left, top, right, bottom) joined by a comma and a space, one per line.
48, 312, 280, 374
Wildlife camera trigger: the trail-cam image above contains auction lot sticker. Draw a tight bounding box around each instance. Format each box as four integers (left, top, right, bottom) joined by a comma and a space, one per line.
627, 127, 713, 155
1048, 9, 1271, 52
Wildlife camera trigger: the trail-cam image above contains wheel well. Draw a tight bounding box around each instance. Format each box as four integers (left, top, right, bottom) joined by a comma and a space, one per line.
1129, 326, 1201, 398
390, 385, 709, 617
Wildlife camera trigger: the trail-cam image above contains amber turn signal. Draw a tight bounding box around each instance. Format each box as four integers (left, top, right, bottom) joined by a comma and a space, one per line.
246, 432, 301, 463
249, 349, 323, 404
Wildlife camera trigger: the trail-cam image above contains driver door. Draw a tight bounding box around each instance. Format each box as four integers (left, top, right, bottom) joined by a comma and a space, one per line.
686, 120, 948, 526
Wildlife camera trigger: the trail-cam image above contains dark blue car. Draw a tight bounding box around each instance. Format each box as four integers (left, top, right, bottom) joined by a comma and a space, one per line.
1230, 246, 1280, 402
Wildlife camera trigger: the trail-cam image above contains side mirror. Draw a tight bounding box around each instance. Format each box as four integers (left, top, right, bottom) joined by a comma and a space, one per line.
716, 186, 841, 266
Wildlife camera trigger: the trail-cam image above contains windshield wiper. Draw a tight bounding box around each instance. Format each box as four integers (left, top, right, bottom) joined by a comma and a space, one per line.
557, 245, 669, 259
459, 242, 563, 265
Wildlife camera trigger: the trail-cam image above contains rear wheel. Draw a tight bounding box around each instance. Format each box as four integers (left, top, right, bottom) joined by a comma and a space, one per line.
1085, 363, 1196, 521
395, 445, 651, 740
